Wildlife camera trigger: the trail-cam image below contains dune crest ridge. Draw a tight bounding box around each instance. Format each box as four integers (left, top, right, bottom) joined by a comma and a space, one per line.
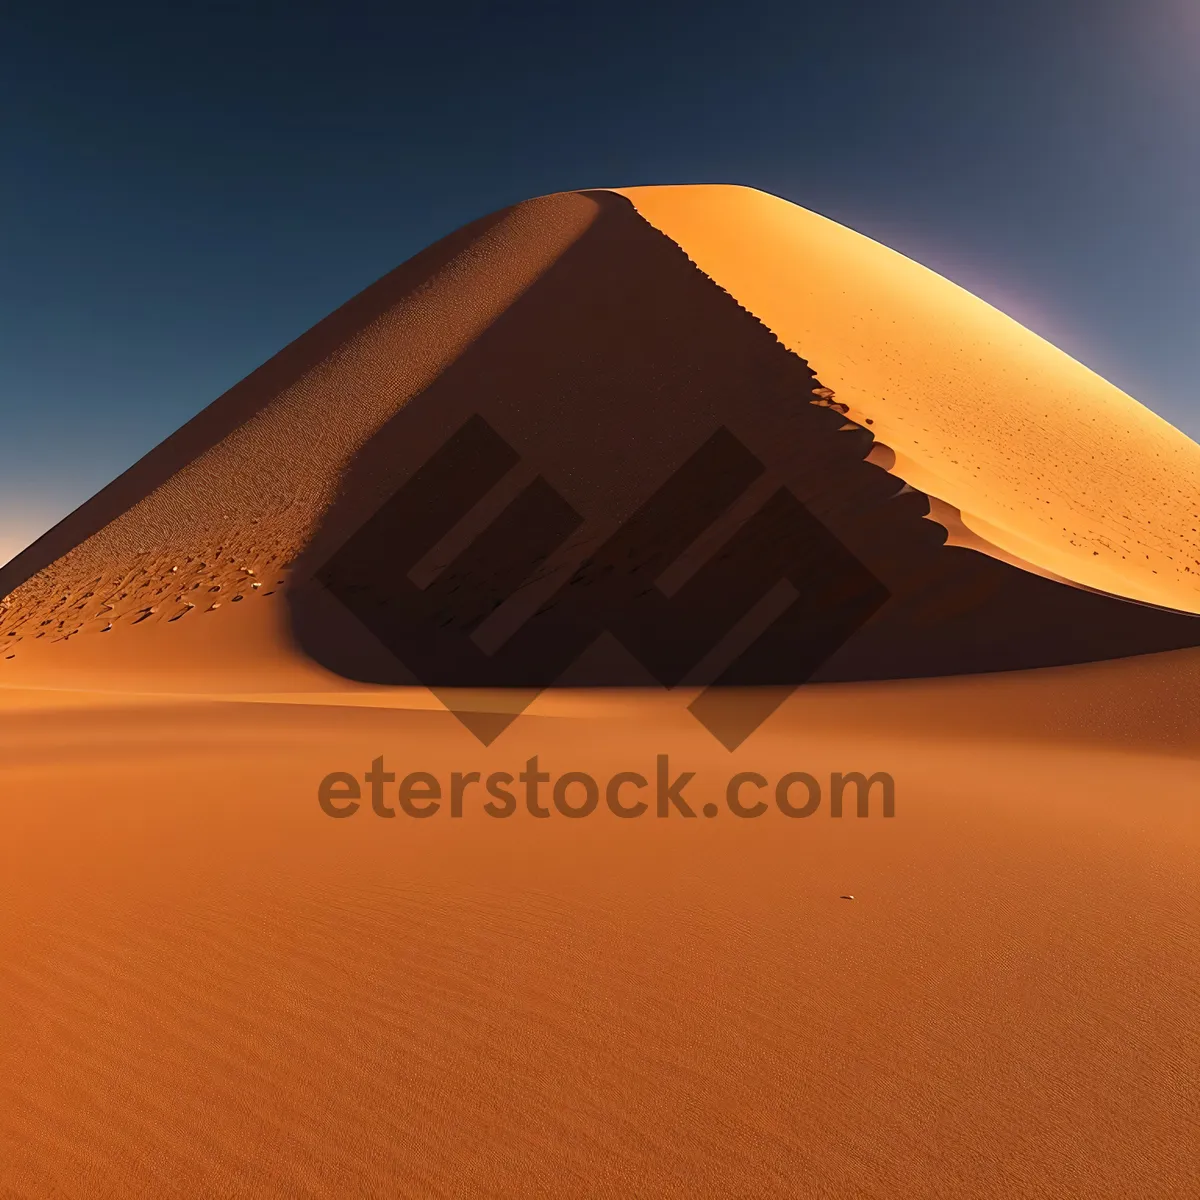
618, 184, 1200, 614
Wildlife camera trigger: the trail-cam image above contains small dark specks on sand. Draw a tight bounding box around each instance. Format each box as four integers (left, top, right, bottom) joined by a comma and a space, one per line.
840, 895, 855, 901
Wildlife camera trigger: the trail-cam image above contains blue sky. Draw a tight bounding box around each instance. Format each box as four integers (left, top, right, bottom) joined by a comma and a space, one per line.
1, 0, 1196, 565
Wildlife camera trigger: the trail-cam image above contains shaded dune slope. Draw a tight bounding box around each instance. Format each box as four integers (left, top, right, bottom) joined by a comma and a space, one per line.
2, 189, 1198, 687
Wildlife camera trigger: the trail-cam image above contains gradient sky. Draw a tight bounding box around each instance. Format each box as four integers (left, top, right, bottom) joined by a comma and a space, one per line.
1, 0, 1197, 566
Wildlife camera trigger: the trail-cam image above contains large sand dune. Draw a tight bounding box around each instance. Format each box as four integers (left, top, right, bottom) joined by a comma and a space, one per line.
1, 186, 1197, 1198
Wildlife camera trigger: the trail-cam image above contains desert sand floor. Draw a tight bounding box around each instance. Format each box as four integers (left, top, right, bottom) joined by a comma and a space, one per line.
1, 604, 1198, 1199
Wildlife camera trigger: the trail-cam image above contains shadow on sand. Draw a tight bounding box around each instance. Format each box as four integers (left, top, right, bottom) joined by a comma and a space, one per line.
284, 191, 1200, 743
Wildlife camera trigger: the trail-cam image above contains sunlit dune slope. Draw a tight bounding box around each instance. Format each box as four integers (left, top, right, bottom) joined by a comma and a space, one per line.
620, 185, 1200, 613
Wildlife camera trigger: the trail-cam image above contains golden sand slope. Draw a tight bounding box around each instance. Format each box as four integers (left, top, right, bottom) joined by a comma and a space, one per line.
620, 185, 1200, 613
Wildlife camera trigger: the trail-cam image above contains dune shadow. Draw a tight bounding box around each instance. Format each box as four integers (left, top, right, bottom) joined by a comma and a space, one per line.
284, 190, 1199, 743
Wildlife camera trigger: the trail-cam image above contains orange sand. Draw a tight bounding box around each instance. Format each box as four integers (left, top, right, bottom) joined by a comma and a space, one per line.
2, 186, 1198, 1198
620, 185, 1200, 613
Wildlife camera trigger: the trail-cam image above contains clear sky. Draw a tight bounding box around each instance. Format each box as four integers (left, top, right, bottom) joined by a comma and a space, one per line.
1, 0, 1196, 566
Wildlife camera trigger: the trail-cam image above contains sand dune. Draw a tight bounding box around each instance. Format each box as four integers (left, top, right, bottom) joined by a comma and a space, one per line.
2, 189, 1197, 688
2, 185, 1198, 1198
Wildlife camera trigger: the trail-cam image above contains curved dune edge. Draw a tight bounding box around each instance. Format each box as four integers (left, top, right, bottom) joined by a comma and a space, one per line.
865, 440, 1090, 590
614, 184, 1200, 615
3, 589, 1199, 761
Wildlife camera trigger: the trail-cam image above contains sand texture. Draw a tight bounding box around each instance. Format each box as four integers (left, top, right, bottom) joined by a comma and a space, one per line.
1, 186, 1197, 1198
